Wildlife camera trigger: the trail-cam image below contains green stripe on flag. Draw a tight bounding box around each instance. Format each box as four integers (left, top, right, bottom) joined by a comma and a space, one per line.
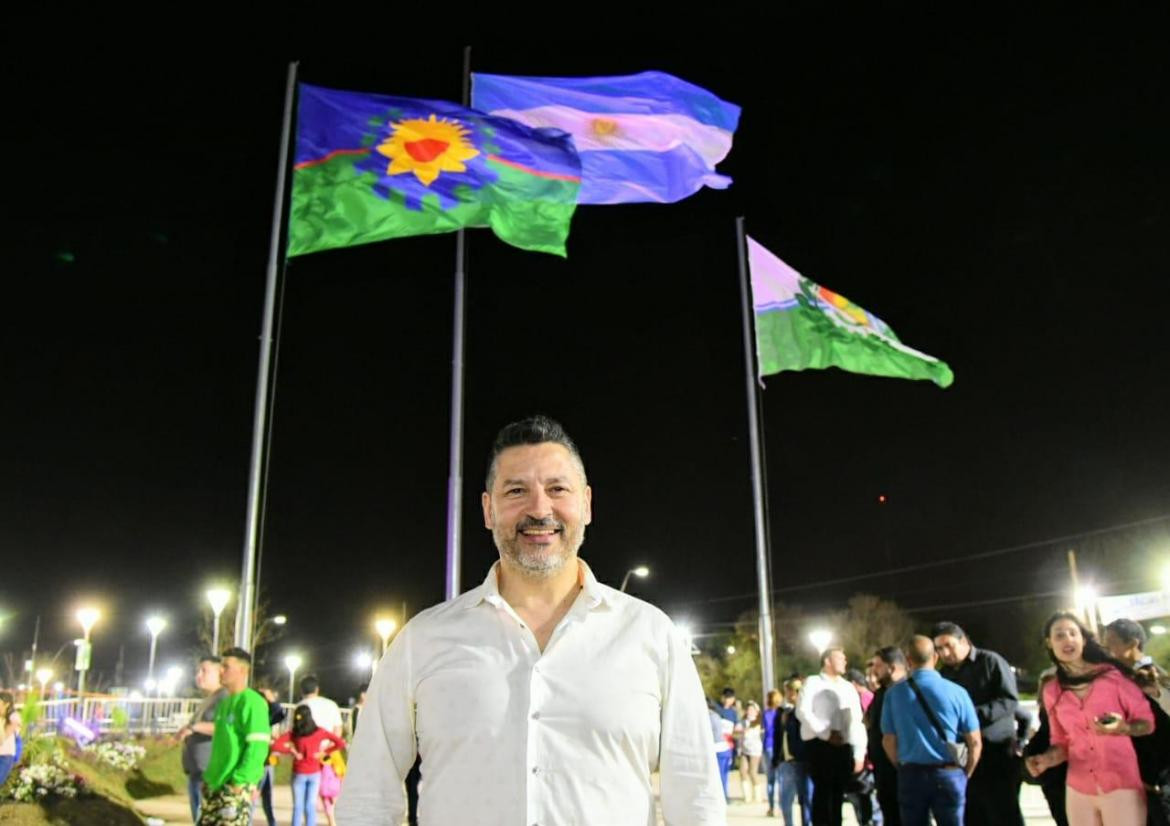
288, 154, 577, 257
755, 305, 954, 388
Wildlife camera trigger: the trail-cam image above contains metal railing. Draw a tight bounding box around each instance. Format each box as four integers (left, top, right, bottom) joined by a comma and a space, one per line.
16, 696, 356, 738
18, 697, 203, 737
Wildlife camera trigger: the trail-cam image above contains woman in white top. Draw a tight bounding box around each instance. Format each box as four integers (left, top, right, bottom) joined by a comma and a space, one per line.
737, 700, 765, 803
0, 691, 21, 786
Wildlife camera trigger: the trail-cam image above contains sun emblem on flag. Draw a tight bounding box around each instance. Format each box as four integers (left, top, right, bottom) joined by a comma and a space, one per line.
376, 115, 480, 186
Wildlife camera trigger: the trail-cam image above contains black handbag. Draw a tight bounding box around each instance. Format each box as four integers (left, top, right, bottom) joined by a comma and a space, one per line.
844, 766, 876, 795
907, 674, 969, 768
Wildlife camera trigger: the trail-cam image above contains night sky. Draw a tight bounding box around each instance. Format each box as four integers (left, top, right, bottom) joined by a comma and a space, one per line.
4, 29, 1170, 697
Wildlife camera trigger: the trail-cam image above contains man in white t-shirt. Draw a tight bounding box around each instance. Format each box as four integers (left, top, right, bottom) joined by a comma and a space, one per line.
299, 674, 343, 736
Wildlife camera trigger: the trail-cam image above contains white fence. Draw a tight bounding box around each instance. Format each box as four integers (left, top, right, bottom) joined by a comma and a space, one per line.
17, 696, 354, 738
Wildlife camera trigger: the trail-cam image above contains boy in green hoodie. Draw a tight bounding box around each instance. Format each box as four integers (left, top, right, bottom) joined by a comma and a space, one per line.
199, 647, 271, 826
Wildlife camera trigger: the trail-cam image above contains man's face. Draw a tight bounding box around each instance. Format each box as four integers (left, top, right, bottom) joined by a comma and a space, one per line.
869, 655, 890, 686
195, 659, 222, 693
482, 442, 592, 578
1102, 628, 1138, 664
722, 695, 735, 708
825, 650, 847, 676
220, 656, 248, 692
934, 634, 969, 667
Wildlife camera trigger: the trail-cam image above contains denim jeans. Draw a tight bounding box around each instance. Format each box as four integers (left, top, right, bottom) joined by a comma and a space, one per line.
716, 750, 734, 800
897, 764, 966, 826
187, 772, 204, 823
0, 755, 16, 788
764, 746, 780, 808
292, 771, 321, 826
778, 761, 813, 826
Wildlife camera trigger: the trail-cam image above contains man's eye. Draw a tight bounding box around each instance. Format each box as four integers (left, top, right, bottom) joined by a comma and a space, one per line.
505, 488, 524, 496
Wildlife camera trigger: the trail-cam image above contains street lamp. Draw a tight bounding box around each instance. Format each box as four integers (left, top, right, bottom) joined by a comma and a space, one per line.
36, 667, 53, 700
145, 616, 167, 691
285, 654, 303, 701
808, 628, 833, 654
355, 651, 375, 678
620, 566, 650, 593
206, 588, 231, 655
375, 617, 397, 656
1074, 585, 1099, 635
75, 607, 100, 695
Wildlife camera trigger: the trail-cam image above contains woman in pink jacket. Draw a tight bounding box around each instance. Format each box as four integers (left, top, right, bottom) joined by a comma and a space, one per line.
1026, 611, 1154, 825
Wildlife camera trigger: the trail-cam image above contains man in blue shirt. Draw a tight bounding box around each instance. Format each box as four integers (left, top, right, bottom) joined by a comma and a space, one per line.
881, 636, 982, 826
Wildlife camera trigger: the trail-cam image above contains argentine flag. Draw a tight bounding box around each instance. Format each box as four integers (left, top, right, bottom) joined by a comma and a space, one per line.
472, 70, 740, 205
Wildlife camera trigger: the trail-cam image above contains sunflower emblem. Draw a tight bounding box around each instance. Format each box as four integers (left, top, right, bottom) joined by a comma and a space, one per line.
376, 115, 480, 186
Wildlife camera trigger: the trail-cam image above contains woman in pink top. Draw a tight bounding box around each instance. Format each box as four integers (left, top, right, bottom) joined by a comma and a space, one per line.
1026, 611, 1154, 826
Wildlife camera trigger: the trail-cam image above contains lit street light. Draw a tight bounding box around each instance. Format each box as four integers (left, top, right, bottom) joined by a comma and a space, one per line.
620, 566, 651, 593
285, 654, 303, 701
355, 650, 375, 678
726, 645, 736, 655
75, 607, 100, 695
145, 616, 167, 691
1074, 585, 1099, 635
206, 588, 231, 655
375, 617, 397, 656
36, 667, 53, 700
808, 628, 833, 654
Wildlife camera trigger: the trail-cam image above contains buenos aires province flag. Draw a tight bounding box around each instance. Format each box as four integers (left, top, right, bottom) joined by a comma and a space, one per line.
289, 83, 581, 257
472, 71, 739, 205
748, 237, 954, 388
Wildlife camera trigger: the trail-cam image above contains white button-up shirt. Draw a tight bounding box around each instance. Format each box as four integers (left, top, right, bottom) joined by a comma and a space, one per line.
795, 673, 867, 762
336, 560, 725, 826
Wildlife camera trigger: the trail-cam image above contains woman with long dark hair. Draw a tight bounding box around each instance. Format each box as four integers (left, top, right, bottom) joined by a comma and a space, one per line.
1026, 611, 1154, 825
0, 691, 21, 786
271, 704, 346, 826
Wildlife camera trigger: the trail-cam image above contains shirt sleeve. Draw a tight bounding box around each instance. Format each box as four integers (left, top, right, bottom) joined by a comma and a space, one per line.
335, 622, 416, 826
271, 731, 292, 755
1043, 682, 1068, 748
956, 688, 980, 735
657, 622, 727, 826
845, 685, 867, 762
880, 688, 895, 735
228, 692, 273, 787
1117, 672, 1156, 728
976, 653, 1020, 729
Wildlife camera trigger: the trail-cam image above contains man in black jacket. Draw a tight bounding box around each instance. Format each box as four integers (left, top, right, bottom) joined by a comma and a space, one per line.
932, 622, 1023, 826
867, 646, 907, 826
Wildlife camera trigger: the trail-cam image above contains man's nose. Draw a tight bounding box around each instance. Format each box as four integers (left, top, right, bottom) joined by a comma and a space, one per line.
525, 488, 554, 518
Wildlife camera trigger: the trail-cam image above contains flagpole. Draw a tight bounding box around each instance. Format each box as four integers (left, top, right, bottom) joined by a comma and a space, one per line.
444, 47, 472, 600
735, 216, 777, 697
237, 61, 298, 652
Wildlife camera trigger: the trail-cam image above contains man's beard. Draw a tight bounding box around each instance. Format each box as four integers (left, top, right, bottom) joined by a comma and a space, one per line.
493, 515, 585, 579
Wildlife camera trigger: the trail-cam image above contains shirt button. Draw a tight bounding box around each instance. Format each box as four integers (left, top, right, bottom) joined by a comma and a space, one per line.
531, 711, 541, 720
532, 766, 539, 774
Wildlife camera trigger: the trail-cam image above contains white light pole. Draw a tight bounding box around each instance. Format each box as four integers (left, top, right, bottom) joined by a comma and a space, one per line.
1074, 585, 1099, 636
145, 616, 166, 690
620, 565, 650, 593
285, 654, 303, 702
375, 617, 397, 657
207, 588, 231, 655
75, 607, 100, 695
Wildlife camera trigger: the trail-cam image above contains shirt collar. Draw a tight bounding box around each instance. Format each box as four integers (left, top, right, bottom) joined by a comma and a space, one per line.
468, 558, 609, 612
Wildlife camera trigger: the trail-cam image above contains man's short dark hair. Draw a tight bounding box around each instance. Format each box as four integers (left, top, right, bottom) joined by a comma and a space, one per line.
820, 646, 844, 665
199, 654, 222, 665
1105, 618, 1147, 650
931, 622, 967, 641
721, 687, 736, 699
875, 646, 907, 668
846, 668, 867, 686
300, 674, 320, 696
486, 415, 585, 490
220, 647, 251, 664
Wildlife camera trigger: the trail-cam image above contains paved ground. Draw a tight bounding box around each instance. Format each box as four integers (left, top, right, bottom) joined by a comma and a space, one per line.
135, 773, 1059, 824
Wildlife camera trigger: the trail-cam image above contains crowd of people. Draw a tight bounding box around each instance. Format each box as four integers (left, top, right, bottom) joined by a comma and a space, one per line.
178, 647, 359, 826
710, 615, 1170, 826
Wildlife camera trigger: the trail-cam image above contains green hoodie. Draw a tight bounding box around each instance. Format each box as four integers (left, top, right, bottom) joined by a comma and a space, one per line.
202, 687, 271, 791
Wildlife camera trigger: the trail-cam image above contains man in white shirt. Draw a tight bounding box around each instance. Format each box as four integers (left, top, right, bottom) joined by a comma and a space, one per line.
796, 647, 867, 826
299, 674, 343, 737
337, 415, 725, 826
